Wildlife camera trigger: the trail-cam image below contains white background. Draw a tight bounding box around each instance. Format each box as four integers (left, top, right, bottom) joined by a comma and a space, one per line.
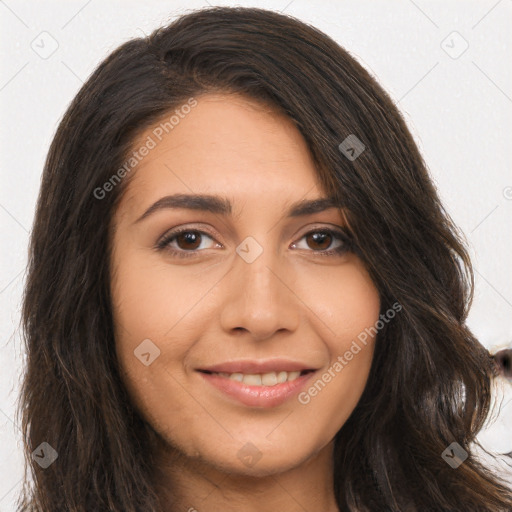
1, 1, 511, 509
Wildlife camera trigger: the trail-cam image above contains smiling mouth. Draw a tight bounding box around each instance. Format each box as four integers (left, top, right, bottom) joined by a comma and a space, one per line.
197, 369, 314, 387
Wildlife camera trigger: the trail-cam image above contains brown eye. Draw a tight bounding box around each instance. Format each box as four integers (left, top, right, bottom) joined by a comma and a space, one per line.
175, 231, 202, 250
157, 229, 219, 255
305, 231, 333, 251
290, 229, 350, 256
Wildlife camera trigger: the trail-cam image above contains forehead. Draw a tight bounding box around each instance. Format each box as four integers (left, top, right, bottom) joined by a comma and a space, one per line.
116, 93, 327, 220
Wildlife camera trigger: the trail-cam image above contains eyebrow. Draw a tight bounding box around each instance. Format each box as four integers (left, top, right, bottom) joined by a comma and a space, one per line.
134, 193, 339, 224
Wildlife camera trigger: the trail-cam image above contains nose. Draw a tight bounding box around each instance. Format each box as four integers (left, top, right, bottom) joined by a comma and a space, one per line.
219, 245, 300, 341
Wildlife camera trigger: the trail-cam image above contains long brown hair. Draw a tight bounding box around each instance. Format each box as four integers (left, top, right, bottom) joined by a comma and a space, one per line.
17, 6, 512, 511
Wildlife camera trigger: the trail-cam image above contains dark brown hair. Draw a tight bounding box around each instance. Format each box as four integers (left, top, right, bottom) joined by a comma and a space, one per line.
17, 6, 512, 511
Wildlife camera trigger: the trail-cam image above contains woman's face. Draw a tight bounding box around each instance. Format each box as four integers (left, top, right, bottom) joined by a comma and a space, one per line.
110, 93, 381, 476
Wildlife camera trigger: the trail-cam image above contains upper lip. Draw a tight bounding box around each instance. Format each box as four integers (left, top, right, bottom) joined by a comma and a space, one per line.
197, 359, 317, 374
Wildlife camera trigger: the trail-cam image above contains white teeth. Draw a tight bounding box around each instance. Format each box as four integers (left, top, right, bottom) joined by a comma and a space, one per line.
261, 372, 278, 386
287, 371, 301, 381
277, 371, 288, 383
217, 370, 304, 386
243, 374, 262, 386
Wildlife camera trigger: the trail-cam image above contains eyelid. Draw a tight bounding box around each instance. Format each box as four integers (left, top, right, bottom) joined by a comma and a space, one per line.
294, 223, 348, 238
155, 223, 221, 250
290, 225, 351, 251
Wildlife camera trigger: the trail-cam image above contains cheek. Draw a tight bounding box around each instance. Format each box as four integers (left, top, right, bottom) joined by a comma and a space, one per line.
110, 248, 227, 433
298, 257, 381, 342
110, 247, 223, 352
294, 260, 380, 420
295, 353, 374, 449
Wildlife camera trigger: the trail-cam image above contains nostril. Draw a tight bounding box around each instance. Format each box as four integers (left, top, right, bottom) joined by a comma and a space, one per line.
493, 349, 512, 378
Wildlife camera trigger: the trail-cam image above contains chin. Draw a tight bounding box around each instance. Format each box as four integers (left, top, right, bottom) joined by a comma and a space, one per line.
183, 437, 322, 478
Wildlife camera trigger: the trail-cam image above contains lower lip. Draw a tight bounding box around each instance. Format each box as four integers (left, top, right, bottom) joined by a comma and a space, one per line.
198, 371, 314, 408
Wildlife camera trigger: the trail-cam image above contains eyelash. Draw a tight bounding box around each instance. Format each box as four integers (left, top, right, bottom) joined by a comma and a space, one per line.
155, 226, 354, 259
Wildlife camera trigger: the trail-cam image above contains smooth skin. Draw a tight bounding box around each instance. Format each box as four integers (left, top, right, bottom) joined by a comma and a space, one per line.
110, 93, 381, 512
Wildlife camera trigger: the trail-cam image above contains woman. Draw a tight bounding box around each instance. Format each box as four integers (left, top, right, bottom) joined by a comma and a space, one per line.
17, 6, 512, 511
